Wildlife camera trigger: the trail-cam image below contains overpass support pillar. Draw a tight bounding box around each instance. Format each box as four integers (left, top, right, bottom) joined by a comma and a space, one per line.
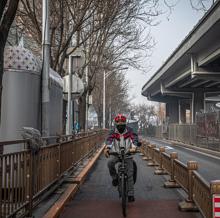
191, 91, 204, 123
166, 99, 179, 123
179, 100, 187, 124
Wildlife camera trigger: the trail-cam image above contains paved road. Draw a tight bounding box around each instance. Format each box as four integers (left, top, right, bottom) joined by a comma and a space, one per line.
60, 154, 201, 218
147, 138, 220, 182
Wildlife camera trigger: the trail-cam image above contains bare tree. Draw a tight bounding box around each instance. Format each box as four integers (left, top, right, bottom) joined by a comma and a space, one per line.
0, 0, 20, 121
76, 0, 160, 128
92, 70, 130, 128
8, 0, 214, 129
189, 0, 215, 11
17, 0, 102, 73
133, 103, 156, 134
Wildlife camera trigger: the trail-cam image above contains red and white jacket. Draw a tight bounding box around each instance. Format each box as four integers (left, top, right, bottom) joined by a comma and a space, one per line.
105, 126, 140, 153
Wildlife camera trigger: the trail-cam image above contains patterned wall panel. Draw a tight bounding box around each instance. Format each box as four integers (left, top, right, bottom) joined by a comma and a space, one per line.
4, 46, 41, 73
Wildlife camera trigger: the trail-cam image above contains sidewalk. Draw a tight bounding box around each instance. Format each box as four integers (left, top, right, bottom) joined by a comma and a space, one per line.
59, 154, 202, 218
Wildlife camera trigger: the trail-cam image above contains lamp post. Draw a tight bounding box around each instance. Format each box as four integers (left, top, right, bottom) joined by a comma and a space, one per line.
103, 70, 106, 129
102, 67, 128, 129
103, 71, 113, 129
42, 0, 50, 136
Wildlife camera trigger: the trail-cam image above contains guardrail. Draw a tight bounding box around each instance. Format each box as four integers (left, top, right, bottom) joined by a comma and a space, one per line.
0, 130, 107, 218
168, 124, 197, 145
141, 141, 220, 218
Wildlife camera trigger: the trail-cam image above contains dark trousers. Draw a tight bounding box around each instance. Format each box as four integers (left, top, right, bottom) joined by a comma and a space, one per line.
107, 156, 134, 196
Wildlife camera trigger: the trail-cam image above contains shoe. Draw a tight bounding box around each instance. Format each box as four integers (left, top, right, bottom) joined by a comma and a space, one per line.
128, 196, 135, 202
112, 178, 118, 186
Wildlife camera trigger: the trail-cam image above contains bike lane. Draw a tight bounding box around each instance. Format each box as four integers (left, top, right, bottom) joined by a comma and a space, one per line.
60, 154, 202, 218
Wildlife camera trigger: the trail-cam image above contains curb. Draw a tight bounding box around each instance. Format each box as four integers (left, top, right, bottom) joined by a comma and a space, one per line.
43, 145, 105, 218
151, 137, 220, 158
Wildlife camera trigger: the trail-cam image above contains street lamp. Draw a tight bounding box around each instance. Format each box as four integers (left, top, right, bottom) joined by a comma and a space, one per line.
102, 67, 128, 129
103, 71, 115, 129
42, 0, 50, 136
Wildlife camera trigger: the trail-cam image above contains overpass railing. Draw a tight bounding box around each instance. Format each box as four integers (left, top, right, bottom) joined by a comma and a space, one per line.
168, 124, 197, 145
154, 111, 220, 151
140, 141, 220, 218
196, 111, 220, 151
0, 130, 107, 218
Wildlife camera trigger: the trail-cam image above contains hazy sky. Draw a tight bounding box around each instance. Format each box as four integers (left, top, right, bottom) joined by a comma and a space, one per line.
125, 1, 211, 105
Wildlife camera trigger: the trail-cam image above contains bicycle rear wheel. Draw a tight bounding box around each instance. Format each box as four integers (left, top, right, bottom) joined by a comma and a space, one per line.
121, 174, 127, 217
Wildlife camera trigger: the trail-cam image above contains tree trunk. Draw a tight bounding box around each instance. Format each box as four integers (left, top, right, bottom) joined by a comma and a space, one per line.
96, 106, 102, 128
0, 0, 20, 123
78, 92, 86, 131
98, 115, 102, 128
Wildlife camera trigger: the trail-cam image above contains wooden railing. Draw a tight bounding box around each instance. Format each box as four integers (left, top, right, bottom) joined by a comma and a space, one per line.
173, 159, 188, 192
141, 140, 220, 218
153, 148, 160, 165
0, 130, 107, 218
161, 152, 171, 175
192, 171, 212, 218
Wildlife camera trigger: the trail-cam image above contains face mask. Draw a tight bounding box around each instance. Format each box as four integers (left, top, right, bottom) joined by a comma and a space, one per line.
116, 124, 126, 134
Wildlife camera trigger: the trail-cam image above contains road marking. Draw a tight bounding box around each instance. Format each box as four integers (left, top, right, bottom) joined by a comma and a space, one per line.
165, 146, 173, 150
149, 138, 220, 161
177, 146, 220, 161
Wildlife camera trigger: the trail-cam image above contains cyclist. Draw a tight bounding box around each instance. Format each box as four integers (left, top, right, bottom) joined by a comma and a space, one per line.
104, 114, 141, 202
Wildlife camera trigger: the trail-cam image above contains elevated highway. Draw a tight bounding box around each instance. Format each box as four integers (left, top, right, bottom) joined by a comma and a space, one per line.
142, 1, 220, 124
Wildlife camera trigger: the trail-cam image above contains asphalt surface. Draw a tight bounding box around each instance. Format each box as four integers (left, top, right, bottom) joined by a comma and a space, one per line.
60, 154, 202, 218
147, 138, 220, 182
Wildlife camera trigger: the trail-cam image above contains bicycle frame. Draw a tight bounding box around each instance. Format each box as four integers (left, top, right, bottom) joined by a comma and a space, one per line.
118, 147, 128, 217
109, 134, 136, 217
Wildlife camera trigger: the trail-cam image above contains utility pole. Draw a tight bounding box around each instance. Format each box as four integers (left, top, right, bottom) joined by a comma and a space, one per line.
102, 67, 128, 129
42, 0, 50, 136
109, 97, 112, 128
66, 56, 73, 135
85, 65, 89, 131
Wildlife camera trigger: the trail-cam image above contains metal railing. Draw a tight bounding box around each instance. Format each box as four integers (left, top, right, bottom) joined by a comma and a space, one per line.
168, 124, 197, 145
0, 130, 107, 218
154, 111, 220, 151
141, 141, 220, 218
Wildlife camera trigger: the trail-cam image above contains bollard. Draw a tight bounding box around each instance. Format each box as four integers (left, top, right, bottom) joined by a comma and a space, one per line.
164, 152, 180, 188
140, 141, 146, 157
140, 141, 147, 157
154, 147, 168, 175
147, 144, 159, 167
141, 142, 150, 160
211, 180, 220, 218
179, 161, 198, 211
142, 143, 152, 161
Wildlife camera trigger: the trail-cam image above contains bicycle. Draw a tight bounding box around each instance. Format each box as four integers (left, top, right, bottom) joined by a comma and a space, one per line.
109, 136, 137, 217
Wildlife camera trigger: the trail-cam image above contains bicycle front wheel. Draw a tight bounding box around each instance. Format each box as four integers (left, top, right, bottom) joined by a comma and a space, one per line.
121, 174, 127, 217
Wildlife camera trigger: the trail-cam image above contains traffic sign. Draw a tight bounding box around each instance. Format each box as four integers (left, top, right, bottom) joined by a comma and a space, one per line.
213, 195, 220, 218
